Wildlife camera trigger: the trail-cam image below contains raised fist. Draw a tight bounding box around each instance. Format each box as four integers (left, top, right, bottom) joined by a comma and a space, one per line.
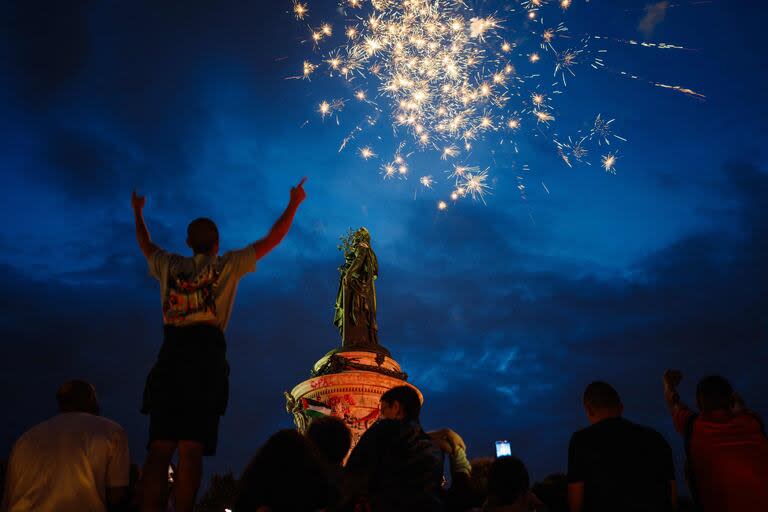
290, 177, 307, 205
664, 369, 683, 389
132, 190, 146, 211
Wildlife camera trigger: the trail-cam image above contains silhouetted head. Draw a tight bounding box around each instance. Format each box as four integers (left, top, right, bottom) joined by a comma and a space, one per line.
380, 385, 421, 422
486, 456, 530, 508
696, 375, 734, 413
236, 429, 328, 512
306, 415, 352, 466
531, 473, 568, 512
583, 381, 623, 424
56, 380, 99, 415
468, 457, 495, 505
186, 217, 219, 255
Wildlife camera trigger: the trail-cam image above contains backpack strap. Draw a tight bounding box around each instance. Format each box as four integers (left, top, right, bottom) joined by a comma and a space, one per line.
683, 413, 701, 507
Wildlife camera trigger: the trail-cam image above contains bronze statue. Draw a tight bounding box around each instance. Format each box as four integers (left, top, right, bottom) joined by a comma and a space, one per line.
334, 227, 388, 355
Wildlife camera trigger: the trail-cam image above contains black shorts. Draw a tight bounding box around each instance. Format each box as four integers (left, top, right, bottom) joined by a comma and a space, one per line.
148, 411, 221, 456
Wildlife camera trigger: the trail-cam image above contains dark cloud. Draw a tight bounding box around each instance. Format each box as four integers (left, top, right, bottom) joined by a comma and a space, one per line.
43, 129, 124, 200
4, 0, 91, 105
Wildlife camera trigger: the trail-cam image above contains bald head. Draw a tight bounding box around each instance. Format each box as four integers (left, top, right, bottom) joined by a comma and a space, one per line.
56, 380, 99, 414
187, 217, 219, 255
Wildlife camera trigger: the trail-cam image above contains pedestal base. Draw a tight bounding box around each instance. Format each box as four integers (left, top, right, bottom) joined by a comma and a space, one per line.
285, 351, 421, 446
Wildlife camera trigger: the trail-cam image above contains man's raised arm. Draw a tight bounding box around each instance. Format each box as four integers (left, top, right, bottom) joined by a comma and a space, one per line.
132, 190, 161, 259
251, 177, 307, 261
664, 369, 697, 434
663, 369, 685, 415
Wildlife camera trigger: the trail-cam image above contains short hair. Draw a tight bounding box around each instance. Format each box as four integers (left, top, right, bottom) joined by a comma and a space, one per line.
696, 375, 733, 412
583, 381, 622, 410
56, 380, 99, 414
236, 429, 329, 512
487, 456, 530, 506
187, 217, 219, 254
306, 416, 352, 466
380, 385, 421, 421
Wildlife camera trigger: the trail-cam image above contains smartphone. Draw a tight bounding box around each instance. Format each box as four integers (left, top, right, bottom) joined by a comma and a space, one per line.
495, 440, 512, 458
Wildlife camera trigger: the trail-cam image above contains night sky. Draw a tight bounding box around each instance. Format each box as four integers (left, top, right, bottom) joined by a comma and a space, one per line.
1, 0, 767, 487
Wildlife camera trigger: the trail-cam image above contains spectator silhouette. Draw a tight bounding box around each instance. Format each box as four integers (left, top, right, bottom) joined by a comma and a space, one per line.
567, 381, 676, 512
484, 456, 540, 512
1, 380, 131, 512
532, 473, 568, 512
343, 385, 444, 512
466, 457, 494, 509
663, 370, 768, 511
428, 428, 473, 512
307, 415, 353, 467
306, 415, 352, 507
235, 429, 329, 512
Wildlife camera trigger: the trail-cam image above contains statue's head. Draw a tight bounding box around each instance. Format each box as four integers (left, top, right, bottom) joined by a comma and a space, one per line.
338, 227, 373, 259
354, 227, 371, 245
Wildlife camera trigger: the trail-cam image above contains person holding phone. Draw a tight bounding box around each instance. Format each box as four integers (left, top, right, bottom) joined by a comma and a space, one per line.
132, 178, 307, 512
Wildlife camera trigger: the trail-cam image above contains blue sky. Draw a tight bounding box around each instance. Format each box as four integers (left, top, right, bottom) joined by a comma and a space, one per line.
1, 0, 767, 485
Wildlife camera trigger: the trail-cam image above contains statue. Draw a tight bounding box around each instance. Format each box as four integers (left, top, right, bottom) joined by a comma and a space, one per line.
333, 227, 389, 355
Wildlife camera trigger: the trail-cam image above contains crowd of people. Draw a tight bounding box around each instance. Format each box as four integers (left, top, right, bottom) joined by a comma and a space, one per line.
2, 183, 767, 511
2, 374, 768, 512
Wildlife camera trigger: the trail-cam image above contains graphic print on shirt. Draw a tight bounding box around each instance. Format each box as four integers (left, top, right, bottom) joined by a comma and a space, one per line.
163, 263, 220, 325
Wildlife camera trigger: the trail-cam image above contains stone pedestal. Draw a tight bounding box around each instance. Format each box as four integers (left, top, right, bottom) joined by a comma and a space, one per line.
285, 350, 421, 446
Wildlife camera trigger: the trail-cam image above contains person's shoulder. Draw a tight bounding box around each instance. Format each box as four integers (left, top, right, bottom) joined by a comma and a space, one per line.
735, 410, 766, 430
358, 419, 402, 446
14, 417, 55, 446
368, 418, 401, 436
570, 423, 594, 440
631, 421, 672, 447
153, 249, 182, 259
155, 250, 185, 266
78, 413, 127, 436
221, 245, 257, 262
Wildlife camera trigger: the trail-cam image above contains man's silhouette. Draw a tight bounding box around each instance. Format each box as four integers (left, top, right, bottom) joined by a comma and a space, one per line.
131, 178, 307, 512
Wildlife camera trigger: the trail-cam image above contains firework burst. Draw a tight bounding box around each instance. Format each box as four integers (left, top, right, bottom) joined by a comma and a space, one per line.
286, 0, 701, 208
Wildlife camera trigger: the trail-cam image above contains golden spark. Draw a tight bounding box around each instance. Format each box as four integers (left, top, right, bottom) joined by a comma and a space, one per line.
602, 153, 618, 173
293, 1, 308, 20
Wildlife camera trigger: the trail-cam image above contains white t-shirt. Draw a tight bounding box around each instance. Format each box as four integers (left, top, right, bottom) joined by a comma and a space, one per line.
147, 246, 258, 331
2, 413, 131, 512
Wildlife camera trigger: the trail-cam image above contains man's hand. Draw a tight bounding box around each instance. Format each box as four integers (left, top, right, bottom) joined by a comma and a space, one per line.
132, 190, 146, 212
132, 190, 160, 258
290, 177, 307, 206
664, 369, 683, 390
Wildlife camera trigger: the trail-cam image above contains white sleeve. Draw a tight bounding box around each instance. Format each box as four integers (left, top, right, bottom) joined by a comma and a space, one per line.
226, 245, 258, 279
147, 250, 173, 281
106, 427, 131, 488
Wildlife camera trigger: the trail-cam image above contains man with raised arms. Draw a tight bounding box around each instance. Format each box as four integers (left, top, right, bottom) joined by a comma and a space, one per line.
131, 178, 307, 512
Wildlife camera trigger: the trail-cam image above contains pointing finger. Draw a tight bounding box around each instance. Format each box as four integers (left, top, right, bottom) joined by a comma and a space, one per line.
297, 176, 308, 188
